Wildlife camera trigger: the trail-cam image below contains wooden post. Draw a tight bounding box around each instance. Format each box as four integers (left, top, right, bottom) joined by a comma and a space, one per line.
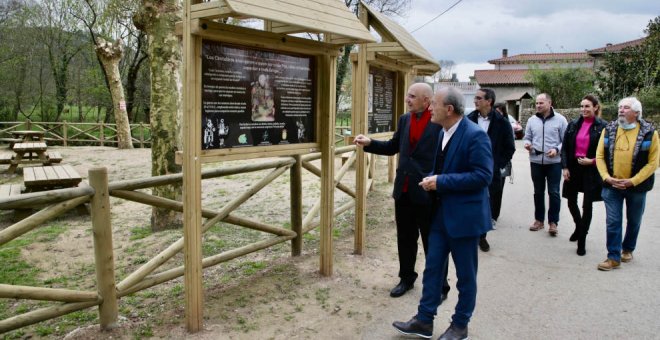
182, 0, 203, 332
99, 122, 105, 147
63, 120, 68, 147
352, 3, 369, 255
290, 155, 303, 256
88, 167, 118, 330
319, 52, 337, 276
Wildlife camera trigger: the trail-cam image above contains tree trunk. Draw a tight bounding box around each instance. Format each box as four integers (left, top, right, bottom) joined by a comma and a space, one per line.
135, 0, 183, 231
95, 37, 134, 149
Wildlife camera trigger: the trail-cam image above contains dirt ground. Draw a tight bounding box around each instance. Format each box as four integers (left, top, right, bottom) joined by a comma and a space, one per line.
3, 143, 660, 339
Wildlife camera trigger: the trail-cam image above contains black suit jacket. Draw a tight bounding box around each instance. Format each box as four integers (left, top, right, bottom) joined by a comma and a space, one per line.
467, 109, 516, 189
364, 112, 441, 205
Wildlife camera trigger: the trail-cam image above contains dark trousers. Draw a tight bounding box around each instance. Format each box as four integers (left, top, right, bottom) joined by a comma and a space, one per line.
566, 190, 594, 236
394, 194, 450, 294
417, 207, 479, 328
530, 162, 562, 224
490, 179, 506, 221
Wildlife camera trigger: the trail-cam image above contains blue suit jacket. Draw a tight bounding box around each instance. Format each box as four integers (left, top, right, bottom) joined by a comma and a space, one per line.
364, 112, 442, 205
432, 118, 494, 238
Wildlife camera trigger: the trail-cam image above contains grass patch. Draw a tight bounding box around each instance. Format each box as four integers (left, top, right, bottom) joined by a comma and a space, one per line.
240, 261, 266, 276
129, 226, 152, 240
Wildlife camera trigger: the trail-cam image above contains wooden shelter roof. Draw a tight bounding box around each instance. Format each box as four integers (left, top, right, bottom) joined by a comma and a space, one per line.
190, 0, 375, 44
360, 1, 439, 74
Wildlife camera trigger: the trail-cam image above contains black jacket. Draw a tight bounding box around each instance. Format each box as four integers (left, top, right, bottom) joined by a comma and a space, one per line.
467, 109, 515, 190
560, 116, 607, 199
364, 112, 441, 205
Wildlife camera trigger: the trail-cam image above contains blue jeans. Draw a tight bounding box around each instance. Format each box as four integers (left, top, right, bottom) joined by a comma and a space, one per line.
601, 187, 647, 262
417, 208, 479, 329
530, 162, 562, 224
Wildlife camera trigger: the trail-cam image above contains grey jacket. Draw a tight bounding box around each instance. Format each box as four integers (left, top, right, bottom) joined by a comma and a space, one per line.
523, 108, 568, 164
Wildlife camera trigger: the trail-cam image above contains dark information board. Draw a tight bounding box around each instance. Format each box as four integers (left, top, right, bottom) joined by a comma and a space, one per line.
201, 40, 316, 149
367, 67, 396, 133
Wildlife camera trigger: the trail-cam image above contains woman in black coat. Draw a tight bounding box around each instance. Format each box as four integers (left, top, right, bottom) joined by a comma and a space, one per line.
561, 94, 607, 256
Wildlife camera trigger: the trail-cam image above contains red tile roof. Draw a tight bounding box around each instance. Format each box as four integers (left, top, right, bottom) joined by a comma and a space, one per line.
474, 69, 530, 85
488, 52, 591, 64
587, 37, 646, 54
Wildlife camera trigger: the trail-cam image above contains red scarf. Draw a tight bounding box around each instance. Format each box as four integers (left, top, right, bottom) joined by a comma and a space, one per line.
403, 107, 432, 192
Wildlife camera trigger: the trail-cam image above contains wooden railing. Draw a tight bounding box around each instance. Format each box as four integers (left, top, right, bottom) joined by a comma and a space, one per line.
0, 121, 151, 148
1, 121, 353, 148
0, 146, 387, 334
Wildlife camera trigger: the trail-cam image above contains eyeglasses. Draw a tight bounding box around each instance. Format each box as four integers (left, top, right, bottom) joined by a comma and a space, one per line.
474, 96, 484, 100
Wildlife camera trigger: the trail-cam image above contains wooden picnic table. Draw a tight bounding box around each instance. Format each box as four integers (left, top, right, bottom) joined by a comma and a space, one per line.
7, 142, 48, 174
3, 130, 46, 148
23, 164, 82, 192
12, 130, 45, 142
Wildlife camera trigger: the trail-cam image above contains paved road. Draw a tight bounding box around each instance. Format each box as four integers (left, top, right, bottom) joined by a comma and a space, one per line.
363, 140, 660, 339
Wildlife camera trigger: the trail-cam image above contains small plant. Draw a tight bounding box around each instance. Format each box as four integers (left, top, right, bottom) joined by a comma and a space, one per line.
129, 226, 152, 240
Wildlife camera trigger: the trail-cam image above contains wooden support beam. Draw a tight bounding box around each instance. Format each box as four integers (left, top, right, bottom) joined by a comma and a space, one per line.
110, 190, 296, 237
116, 165, 290, 292
290, 155, 303, 256
89, 167, 118, 330
119, 235, 294, 297
0, 284, 98, 303
0, 299, 100, 334
0, 195, 90, 247
318, 53, 337, 276
0, 184, 93, 211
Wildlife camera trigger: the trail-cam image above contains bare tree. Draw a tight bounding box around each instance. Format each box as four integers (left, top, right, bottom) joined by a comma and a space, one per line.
30, 0, 87, 121
73, 0, 141, 148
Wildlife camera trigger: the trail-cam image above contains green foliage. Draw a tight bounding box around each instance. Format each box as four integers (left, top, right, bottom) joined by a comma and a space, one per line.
596, 16, 660, 102
129, 226, 153, 240
526, 67, 596, 108
638, 86, 660, 115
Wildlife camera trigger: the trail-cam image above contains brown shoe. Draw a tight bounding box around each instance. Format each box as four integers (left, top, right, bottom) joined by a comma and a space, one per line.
597, 258, 620, 271
621, 251, 633, 263
548, 223, 558, 236
529, 220, 544, 231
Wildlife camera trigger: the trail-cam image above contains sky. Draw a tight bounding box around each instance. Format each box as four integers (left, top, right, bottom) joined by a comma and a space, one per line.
392, 0, 660, 81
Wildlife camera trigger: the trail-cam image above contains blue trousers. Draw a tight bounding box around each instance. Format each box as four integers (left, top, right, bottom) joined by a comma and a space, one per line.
417, 211, 479, 329
601, 187, 647, 262
530, 162, 562, 224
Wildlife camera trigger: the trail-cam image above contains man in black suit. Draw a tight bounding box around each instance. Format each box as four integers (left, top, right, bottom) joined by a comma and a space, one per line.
355, 83, 450, 299
466, 89, 515, 252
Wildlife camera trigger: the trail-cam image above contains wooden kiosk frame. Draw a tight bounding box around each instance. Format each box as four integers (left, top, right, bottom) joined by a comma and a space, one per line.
181, 0, 374, 332
350, 1, 439, 255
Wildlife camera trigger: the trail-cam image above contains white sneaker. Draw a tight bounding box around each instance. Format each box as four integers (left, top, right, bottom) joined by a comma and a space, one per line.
491, 218, 497, 230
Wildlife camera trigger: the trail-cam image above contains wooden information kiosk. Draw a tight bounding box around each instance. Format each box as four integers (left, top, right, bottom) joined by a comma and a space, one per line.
350, 1, 440, 255
181, 0, 374, 332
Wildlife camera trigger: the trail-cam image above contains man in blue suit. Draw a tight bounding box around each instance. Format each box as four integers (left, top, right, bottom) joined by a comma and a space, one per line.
393, 87, 493, 340
355, 83, 450, 299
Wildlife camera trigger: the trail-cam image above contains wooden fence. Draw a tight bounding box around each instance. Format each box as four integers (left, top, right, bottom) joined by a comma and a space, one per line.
0, 121, 352, 148
0, 146, 383, 334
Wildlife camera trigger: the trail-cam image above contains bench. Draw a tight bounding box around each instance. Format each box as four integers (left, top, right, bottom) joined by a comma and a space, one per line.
47, 151, 63, 163
23, 164, 82, 192
0, 153, 13, 164
0, 137, 23, 148
0, 184, 23, 199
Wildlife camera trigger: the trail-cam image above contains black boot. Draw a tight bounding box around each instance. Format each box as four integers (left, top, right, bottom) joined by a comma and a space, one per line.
569, 224, 579, 242
576, 237, 586, 256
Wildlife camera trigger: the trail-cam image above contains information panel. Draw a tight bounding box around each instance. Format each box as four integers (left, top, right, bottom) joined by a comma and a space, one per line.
201, 40, 316, 149
367, 67, 396, 133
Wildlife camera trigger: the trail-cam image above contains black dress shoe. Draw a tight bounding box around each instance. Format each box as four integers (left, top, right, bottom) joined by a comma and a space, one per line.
479, 236, 490, 252
569, 231, 578, 242
390, 281, 413, 297
438, 323, 468, 340
392, 315, 433, 338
